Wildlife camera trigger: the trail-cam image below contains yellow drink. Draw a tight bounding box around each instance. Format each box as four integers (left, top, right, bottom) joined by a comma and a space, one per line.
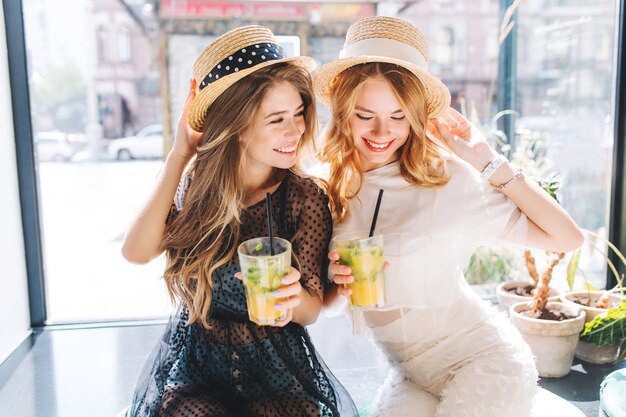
349, 276, 384, 307
334, 234, 386, 309
245, 285, 284, 324
238, 237, 291, 325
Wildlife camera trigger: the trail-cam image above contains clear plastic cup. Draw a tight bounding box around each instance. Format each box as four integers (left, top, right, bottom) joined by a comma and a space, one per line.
331, 232, 385, 309
237, 237, 291, 325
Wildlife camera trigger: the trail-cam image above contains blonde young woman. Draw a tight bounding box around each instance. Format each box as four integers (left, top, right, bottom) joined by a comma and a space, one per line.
315, 17, 583, 417
122, 26, 357, 417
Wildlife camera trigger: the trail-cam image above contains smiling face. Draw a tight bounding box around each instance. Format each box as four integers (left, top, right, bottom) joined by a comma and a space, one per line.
348, 76, 411, 171
240, 80, 306, 174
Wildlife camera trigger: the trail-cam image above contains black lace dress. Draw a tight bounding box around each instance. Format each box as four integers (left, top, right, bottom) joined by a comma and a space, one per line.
127, 172, 358, 417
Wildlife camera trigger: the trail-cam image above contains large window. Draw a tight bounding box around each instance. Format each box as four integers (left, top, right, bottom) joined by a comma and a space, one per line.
19, 1, 619, 323
514, 0, 617, 290
23, 0, 168, 323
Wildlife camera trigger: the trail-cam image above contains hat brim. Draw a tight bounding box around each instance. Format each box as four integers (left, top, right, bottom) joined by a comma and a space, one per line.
313, 56, 451, 119
188, 55, 316, 132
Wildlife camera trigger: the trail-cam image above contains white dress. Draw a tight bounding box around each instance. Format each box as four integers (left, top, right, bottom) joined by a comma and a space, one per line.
334, 157, 538, 417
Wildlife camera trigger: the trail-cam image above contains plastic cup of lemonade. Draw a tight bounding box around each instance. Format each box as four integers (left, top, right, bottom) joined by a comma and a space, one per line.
237, 237, 291, 325
331, 232, 385, 309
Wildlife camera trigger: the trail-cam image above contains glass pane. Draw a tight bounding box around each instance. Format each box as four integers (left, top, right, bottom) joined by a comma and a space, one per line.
23, 0, 170, 323
22, 1, 617, 320
397, 0, 618, 294
514, 0, 617, 290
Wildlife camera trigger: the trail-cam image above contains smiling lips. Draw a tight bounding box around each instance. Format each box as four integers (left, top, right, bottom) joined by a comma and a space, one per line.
274, 143, 297, 154
363, 137, 394, 152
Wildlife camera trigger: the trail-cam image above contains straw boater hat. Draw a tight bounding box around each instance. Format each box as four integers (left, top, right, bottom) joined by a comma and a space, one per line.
188, 25, 316, 132
313, 16, 450, 118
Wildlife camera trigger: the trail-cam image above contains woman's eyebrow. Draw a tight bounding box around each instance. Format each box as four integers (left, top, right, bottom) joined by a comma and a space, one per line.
264, 103, 304, 119
355, 105, 403, 114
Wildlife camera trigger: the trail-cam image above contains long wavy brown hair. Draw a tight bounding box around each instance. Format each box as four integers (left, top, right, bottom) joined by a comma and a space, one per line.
163, 63, 317, 328
318, 62, 450, 222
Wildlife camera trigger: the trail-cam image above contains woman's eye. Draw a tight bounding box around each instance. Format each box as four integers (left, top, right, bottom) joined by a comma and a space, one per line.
269, 118, 284, 125
391, 115, 406, 121
295, 111, 305, 118
356, 114, 372, 121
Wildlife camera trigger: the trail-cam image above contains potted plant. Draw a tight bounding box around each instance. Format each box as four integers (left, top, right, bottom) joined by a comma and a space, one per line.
550, 229, 626, 364
575, 299, 626, 364
509, 251, 586, 378
496, 248, 561, 311
560, 229, 625, 323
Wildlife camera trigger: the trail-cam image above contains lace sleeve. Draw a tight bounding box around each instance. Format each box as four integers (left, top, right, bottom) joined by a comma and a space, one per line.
291, 180, 333, 300
166, 175, 192, 224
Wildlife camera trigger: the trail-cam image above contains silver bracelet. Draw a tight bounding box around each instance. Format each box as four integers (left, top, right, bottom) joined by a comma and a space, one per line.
480, 155, 508, 181
495, 169, 525, 190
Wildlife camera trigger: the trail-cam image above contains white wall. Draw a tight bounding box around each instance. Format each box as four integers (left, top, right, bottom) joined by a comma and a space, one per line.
0, 0, 32, 364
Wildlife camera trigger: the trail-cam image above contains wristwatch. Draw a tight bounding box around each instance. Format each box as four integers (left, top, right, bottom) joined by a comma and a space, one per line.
480, 155, 508, 181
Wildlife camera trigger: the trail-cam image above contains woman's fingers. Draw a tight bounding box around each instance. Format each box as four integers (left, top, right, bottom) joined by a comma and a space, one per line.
333, 274, 354, 285
433, 119, 456, 141
280, 267, 301, 286
436, 108, 472, 140
441, 107, 466, 127
234, 272, 243, 281
337, 286, 352, 297
172, 79, 202, 157
329, 262, 351, 276
273, 281, 302, 298
272, 309, 293, 327
275, 293, 301, 310
178, 79, 196, 125
329, 250, 353, 285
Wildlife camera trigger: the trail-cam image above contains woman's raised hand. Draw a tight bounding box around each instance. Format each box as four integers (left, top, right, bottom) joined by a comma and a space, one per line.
172, 78, 203, 160
235, 267, 303, 327
429, 107, 499, 172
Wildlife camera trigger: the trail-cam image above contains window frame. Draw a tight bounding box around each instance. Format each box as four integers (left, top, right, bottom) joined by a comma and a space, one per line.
4, 0, 47, 327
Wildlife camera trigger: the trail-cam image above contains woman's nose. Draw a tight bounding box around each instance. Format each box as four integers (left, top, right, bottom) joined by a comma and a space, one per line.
373, 118, 389, 137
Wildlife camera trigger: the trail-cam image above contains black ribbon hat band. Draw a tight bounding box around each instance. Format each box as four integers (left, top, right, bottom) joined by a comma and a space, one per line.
199, 43, 286, 91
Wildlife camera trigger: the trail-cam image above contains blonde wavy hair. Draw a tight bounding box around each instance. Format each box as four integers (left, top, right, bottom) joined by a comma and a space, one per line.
164, 63, 316, 328
319, 62, 449, 222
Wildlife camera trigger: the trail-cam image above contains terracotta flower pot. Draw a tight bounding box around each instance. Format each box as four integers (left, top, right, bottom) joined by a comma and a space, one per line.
559, 291, 624, 323
496, 280, 560, 313
509, 301, 585, 378
574, 340, 623, 365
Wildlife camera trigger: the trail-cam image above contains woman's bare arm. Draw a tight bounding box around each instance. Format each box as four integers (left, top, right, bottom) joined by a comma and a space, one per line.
432, 109, 584, 253
122, 80, 201, 263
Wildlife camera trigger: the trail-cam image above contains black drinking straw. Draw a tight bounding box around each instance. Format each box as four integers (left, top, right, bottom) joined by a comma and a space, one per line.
369, 189, 384, 237
266, 193, 275, 255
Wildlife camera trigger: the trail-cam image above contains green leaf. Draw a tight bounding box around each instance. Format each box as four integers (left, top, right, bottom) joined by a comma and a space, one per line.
566, 248, 581, 291
579, 299, 626, 346
254, 241, 263, 252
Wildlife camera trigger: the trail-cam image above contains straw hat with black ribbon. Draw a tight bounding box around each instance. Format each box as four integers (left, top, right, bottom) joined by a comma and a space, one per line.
313, 16, 451, 119
188, 25, 316, 132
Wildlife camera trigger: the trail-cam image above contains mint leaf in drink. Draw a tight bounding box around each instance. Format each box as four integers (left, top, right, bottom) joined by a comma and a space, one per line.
246, 267, 261, 286
254, 241, 263, 252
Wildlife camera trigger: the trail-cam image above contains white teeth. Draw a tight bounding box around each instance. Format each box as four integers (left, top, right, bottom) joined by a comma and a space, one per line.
275, 144, 297, 153
365, 139, 391, 149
